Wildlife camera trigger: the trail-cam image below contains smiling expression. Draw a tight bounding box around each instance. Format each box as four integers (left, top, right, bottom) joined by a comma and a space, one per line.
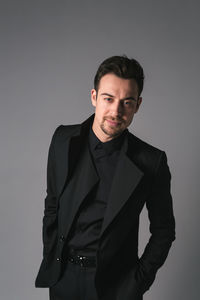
91, 73, 142, 142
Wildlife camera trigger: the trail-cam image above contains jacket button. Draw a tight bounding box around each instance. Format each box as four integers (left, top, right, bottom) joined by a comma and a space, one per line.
59, 235, 65, 242
56, 257, 61, 262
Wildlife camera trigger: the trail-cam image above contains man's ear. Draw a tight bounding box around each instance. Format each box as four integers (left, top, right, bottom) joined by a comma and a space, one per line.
135, 97, 142, 113
91, 89, 97, 107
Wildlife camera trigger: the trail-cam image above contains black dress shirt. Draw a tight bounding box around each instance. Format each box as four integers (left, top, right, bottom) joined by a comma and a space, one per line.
67, 127, 128, 255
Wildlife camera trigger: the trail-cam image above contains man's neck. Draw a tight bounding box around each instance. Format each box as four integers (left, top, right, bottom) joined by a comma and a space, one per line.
91, 124, 122, 143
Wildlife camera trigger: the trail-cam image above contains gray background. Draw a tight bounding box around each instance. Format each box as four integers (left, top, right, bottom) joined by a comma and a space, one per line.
1, 0, 199, 299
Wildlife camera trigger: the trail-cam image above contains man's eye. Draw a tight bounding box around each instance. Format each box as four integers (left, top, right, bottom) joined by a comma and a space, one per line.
105, 98, 112, 101
124, 101, 131, 105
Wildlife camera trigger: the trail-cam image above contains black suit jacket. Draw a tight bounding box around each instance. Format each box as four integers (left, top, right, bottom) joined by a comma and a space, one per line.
35, 114, 175, 299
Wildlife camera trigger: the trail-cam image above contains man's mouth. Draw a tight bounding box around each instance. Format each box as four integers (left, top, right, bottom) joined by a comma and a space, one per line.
106, 119, 121, 126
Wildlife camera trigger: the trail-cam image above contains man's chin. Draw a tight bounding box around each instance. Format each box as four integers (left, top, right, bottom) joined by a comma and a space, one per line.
101, 126, 124, 138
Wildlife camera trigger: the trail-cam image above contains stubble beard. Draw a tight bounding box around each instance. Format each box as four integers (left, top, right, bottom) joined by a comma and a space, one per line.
100, 117, 125, 138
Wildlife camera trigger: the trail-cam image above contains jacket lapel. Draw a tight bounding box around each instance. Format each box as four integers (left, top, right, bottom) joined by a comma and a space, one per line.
57, 114, 100, 238
59, 138, 99, 238
100, 135, 144, 237
56, 114, 95, 199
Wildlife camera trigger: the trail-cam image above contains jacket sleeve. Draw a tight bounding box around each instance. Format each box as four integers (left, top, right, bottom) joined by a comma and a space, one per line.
136, 151, 176, 293
42, 126, 61, 259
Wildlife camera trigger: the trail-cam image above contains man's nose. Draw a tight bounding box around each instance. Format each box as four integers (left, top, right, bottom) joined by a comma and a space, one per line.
110, 102, 123, 117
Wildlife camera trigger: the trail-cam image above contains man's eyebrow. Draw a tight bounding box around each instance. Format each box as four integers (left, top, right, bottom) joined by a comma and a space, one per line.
100, 93, 114, 97
122, 97, 137, 101
100, 93, 137, 101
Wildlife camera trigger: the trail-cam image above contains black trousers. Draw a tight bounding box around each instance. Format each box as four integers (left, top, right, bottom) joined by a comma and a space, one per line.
49, 260, 98, 300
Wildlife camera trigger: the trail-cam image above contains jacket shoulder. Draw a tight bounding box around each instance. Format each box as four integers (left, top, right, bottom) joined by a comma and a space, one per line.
52, 123, 81, 142
127, 132, 167, 174
129, 133, 164, 154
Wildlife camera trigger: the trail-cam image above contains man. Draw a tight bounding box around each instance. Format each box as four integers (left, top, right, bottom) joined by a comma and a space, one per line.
35, 55, 175, 300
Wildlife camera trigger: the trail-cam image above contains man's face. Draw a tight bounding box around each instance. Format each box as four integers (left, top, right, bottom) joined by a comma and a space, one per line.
91, 73, 142, 142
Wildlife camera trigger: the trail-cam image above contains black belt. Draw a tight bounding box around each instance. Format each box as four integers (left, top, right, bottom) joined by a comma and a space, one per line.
67, 248, 97, 268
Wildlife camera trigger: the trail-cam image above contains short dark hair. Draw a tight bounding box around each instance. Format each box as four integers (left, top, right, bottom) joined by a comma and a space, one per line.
94, 55, 144, 96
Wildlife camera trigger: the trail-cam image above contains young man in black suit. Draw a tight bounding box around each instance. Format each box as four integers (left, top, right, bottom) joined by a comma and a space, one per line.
35, 56, 175, 300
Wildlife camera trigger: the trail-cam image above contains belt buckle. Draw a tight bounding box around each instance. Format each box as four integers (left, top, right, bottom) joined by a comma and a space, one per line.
77, 255, 87, 267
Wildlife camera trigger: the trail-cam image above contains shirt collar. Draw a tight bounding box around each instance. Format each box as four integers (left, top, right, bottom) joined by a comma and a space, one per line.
89, 126, 128, 155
